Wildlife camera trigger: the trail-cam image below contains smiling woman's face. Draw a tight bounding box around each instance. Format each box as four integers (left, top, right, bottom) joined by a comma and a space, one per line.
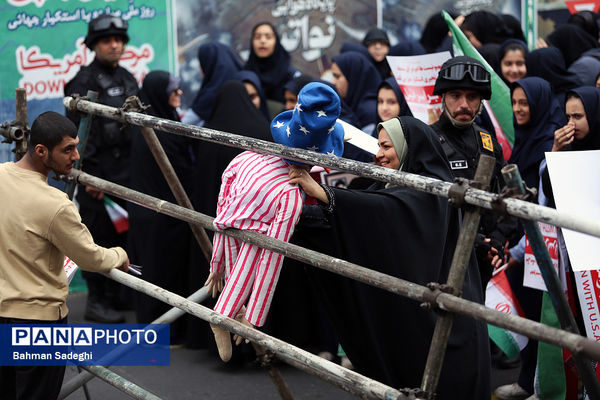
375, 127, 400, 170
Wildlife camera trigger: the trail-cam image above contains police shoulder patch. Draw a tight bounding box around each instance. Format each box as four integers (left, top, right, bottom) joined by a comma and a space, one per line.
479, 131, 493, 152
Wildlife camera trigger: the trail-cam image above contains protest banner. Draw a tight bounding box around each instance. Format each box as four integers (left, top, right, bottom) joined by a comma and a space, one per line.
386, 52, 451, 124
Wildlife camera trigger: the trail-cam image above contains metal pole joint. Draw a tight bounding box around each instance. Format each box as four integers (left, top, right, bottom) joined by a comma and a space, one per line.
399, 387, 432, 400
490, 181, 538, 215
420, 282, 461, 311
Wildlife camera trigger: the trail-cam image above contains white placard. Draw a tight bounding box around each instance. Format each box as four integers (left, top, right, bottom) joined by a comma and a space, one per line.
387, 51, 451, 124
545, 150, 600, 271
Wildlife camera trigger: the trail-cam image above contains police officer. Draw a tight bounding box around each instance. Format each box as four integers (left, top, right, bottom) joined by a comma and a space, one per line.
431, 56, 521, 286
64, 14, 138, 323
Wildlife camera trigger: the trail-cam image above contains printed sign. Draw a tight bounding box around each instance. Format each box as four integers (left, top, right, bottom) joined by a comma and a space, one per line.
523, 222, 559, 291
0, 0, 176, 132
387, 51, 451, 124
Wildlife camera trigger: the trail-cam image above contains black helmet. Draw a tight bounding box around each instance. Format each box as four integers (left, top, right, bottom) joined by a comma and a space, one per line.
433, 56, 491, 99
84, 15, 129, 49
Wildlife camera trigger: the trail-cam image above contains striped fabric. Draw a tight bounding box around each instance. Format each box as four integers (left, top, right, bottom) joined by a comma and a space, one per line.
211, 151, 303, 326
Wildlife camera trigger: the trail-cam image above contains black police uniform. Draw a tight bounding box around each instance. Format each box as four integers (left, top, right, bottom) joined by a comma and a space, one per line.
432, 113, 521, 286
64, 57, 138, 321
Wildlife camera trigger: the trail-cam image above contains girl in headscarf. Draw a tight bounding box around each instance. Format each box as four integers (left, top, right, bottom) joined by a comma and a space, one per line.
362, 27, 392, 79
129, 71, 198, 345
497, 39, 528, 85
244, 22, 298, 105
526, 47, 578, 108
509, 77, 565, 190
331, 51, 381, 130
288, 116, 490, 399
183, 41, 241, 126
552, 86, 600, 152
331, 51, 382, 160
376, 76, 412, 123
232, 70, 270, 120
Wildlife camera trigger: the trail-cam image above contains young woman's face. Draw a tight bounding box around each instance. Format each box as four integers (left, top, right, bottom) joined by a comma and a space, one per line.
168, 87, 182, 108
243, 82, 261, 110
331, 63, 348, 99
252, 24, 276, 58
377, 87, 400, 122
375, 128, 400, 170
501, 49, 527, 83
367, 40, 390, 62
566, 97, 590, 140
511, 86, 530, 126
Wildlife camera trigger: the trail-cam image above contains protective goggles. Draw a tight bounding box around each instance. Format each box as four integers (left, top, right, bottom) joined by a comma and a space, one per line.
440, 62, 490, 83
90, 16, 128, 32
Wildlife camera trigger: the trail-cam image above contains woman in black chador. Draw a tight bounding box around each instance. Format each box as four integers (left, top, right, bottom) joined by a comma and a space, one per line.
288, 116, 491, 399
129, 71, 198, 345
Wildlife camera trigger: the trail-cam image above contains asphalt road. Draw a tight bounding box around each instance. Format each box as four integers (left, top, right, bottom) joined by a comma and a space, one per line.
62, 292, 518, 400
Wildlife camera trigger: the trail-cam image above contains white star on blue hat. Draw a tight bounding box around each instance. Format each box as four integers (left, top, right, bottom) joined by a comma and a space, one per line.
273, 120, 284, 128
294, 103, 303, 113
316, 110, 327, 117
299, 125, 310, 135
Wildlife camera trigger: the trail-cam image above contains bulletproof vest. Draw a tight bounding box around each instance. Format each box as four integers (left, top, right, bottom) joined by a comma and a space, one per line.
437, 124, 496, 181
77, 64, 138, 156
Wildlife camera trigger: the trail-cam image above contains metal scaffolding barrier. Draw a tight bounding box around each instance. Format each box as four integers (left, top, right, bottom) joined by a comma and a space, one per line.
4, 91, 600, 399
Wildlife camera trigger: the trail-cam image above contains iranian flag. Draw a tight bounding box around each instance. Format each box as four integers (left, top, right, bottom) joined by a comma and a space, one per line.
103, 196, 129, 234
485, 268, 528, 358
441, 10, 514, 161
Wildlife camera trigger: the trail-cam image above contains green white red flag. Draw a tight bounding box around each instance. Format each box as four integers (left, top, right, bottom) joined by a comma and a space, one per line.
103, 196, 129, 234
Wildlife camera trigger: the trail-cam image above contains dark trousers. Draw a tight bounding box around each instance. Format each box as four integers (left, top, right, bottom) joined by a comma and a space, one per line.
0, 316, 67, 400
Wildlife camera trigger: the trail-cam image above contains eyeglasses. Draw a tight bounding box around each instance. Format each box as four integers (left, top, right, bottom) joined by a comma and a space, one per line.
90, 16, 128, 32
440, 62, 490, 83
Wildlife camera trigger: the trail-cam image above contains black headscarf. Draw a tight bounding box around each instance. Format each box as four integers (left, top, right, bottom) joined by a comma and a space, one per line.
501, 14, 527, 42
139, 70, 180, 122
361, 27, 392, 79
389, 40, 426, 56
569, 86, 600, 151
568, 11, 600, 42
244, 22, 295, 103
462, 10, 513, 46
232, 69, 270, 121
547, 24, 598, 67
191, 41, 241, 121
332, 51, 381, 129
193, 80, 272, 217
420, 11, 458, 53
377, 76, 412, 122
294, 116, 490, 398
509, 77, 565, 188
526, 47, 578, 104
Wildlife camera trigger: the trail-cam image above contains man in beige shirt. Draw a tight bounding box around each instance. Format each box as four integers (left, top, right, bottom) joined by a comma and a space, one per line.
0, 111, 129, 400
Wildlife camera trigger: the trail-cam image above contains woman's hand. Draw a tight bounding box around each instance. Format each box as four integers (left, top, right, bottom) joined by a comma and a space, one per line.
552, 123, 575, 152
289, 165, 328, 204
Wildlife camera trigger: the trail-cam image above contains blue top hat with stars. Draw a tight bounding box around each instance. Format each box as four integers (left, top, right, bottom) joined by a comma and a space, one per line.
271, 82, 344, 164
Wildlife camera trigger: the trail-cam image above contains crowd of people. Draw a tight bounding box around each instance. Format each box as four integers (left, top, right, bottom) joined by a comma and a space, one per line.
2, 7, 600, 400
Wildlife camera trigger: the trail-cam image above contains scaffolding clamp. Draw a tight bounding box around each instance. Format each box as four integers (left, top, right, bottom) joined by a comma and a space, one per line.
491, 185, 537, 215
399, 387, 432, 399
420, 282, 461, 311
447, 178, 472, 209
